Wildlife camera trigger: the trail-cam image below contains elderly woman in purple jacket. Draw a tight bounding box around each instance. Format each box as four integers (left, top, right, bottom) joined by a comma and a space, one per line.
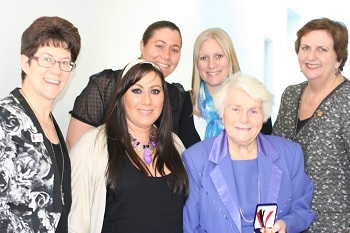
182, 73, 315, 233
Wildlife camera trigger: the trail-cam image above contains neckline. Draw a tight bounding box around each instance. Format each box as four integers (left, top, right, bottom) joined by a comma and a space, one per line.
299, 78, 348, 114
232, 157, 258, 162
294, 78, 348, 136
232, 159, 260, 223
126, 156, 172, 179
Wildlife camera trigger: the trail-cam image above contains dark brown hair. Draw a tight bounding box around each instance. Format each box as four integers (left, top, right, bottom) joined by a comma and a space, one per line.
295, 17, 348, 72
21, 16, 81, 80
142, 20, 182, 47
104, 61, 188, 196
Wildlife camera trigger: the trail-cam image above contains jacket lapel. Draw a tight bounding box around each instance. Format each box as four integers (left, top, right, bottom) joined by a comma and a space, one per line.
207, 132, 283, 233
257, 134, 283, 203
209, 131, 242, 232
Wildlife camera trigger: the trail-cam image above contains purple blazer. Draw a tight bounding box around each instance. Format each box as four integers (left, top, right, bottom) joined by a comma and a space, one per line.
183, 131, 315, 233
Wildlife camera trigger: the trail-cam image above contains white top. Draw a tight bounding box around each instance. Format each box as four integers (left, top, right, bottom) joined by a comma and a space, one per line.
193, 115, 207, 140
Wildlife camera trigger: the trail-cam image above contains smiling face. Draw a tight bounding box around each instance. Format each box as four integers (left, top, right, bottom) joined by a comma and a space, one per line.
123, 71, 164, 131
298, 30, 341, 82
197, 38, 230, 95
223, 88, 263, 148
21, 45, 72, 102
140, 28, 181, 78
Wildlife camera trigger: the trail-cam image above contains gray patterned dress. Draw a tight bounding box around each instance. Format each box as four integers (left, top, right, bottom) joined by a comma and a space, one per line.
273, 79, 350, 232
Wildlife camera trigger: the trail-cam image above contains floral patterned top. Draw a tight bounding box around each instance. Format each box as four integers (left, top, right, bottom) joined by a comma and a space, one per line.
0, 88, 71, 233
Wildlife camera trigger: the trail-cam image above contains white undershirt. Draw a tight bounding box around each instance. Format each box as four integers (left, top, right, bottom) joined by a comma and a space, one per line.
193, 115, 207, 141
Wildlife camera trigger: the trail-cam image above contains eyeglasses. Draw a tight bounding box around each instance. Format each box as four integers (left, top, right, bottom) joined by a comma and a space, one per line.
32, 56, 76, 72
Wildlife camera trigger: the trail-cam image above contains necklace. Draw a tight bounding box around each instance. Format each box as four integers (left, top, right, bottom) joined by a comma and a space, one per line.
238, 175, 260, 223
232, 161, 260, 223
49, 141, 65, 205
20, 89, 65, 206
130, 132, 156, 164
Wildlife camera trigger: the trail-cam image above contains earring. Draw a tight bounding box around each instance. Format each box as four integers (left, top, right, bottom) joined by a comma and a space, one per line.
335, 68, 340, 76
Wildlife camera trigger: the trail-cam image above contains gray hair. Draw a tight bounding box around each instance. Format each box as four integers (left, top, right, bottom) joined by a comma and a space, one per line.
213, 72, 274, 122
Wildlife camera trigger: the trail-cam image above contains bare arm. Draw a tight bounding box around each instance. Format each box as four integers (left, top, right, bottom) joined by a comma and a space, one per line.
66, 117, 94, 151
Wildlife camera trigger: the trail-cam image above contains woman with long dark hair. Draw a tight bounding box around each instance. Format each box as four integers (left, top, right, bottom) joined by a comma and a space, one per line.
68, 59, 188, 233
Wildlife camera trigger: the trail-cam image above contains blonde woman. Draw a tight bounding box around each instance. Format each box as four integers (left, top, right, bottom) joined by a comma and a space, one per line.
179, 28, 272, 148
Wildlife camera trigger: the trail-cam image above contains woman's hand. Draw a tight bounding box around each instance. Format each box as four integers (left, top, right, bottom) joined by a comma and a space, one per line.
260, 220, 287, 233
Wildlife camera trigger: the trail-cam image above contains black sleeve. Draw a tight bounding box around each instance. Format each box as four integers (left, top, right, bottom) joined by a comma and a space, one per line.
178, 91, 201, 149
261, 117, 273, 135
167, 82, 186, 135
69, 69, 121, 127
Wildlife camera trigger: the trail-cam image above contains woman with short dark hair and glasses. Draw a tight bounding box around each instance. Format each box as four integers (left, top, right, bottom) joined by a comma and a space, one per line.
0, 16, 80, 232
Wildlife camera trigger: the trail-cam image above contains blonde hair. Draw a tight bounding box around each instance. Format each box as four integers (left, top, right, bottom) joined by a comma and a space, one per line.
191, 28, 241, 116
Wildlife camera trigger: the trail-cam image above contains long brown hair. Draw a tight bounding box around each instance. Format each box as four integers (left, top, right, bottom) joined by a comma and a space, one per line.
104, 60, 188, 195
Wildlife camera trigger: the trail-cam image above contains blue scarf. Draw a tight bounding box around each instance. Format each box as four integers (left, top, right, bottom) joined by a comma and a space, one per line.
198, 81, 224, 139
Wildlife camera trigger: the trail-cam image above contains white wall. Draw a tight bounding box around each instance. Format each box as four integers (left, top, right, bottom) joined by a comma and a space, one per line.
1, 0, 349, 137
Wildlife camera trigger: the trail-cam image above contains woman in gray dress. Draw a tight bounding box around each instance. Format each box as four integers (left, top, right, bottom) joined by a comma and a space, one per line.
273, 17, 350, 232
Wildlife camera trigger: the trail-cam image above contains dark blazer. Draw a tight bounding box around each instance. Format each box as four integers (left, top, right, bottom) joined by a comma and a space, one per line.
179, 91, 273, 149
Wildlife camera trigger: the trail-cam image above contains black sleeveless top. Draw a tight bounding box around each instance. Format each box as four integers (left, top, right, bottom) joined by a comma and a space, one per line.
101, 158, 185, 233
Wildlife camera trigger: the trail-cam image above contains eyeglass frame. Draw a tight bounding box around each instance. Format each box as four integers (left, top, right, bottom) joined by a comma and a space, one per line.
32, 56, 76, 72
